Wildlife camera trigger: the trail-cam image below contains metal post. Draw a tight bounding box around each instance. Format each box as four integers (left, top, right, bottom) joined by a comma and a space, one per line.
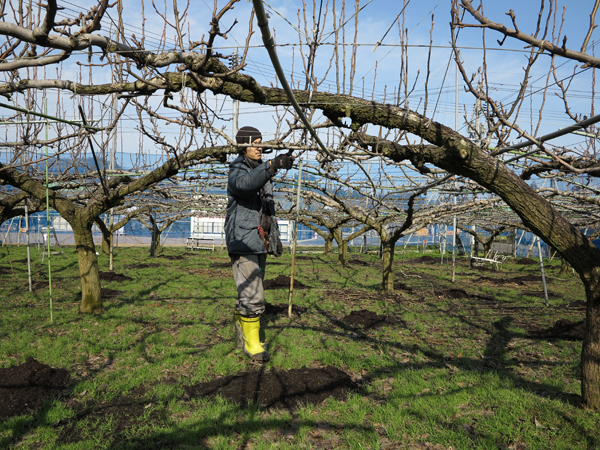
25, 204, 32, 292
452, 216, 457, 283
44, 98, 53, 323
536, 237, 549, 306
288, 159, 303, 318
109, 94, 117, 271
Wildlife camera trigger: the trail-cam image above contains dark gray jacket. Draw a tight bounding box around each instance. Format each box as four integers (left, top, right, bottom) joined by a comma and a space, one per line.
225, 155, 282, 256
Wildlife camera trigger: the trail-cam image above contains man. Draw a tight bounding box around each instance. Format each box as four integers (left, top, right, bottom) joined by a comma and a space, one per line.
225, 126, 293, 362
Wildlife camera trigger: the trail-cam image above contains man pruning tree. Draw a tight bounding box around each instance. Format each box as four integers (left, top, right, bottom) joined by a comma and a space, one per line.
225, 126, 293, 362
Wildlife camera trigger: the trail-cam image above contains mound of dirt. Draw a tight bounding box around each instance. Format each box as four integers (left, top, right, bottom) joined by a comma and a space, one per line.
394, 282, 413, 293
264, 302, 307, 316
348, 259, 370, 266
567, 300, 586, 308
209, 261, 232, 269
417, 255, 438, 264
516, 258, 539, 265
183, 366, 358, 410
0, 357, 70, 419
529, 319, 586, 340
263, 274, 309, 290
294, 256, 315, 261
522, 290, 561, 300
434, 288, 470, 299
157, 255, 186, 261
511, 275, 545, 283
340, 309, 400, 329
127, 263, 159, 269
475, 275, 541, 285
99, 272, 133, 283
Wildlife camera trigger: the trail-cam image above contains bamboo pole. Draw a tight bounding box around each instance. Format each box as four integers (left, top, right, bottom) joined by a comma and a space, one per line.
288, 159, 303, 318
25, 205, 32, 292
536, 237, 550, 307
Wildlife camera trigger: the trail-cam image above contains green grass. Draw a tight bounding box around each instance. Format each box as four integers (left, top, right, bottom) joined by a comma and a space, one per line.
0, 245, 598, 449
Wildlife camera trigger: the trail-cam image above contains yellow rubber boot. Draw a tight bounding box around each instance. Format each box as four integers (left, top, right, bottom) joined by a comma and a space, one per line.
239, 315, 270, 361
234, 311, 243, 350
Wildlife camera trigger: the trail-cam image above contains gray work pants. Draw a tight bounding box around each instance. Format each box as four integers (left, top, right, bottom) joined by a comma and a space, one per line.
231, 254, 266, 316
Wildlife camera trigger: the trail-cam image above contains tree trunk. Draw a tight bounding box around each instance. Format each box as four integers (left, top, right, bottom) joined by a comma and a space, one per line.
333, 228, 346, 265
93, 216, 113, 256
73, 223, 104, 314
339, 240, 348, 266
559, 257, 571, 275
101, 233, 112, 256
582, 281, 600, 409
323, 233, 333, 254
381, 239, 395, 292
482, 239, 493, 257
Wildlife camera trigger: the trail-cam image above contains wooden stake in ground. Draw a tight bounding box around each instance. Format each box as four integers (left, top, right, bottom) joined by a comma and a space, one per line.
288, 159, 303, 318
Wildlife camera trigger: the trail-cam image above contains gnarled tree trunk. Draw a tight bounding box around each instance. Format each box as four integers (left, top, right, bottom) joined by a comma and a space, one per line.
332, 228, 346, 265
582, 283, 600, 409
73, 222, 104, 314
381, 239, 396, 292
323, 232, 334, 254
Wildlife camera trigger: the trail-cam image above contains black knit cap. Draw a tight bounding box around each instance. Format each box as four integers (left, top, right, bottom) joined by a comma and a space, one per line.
236, 126, 262, 153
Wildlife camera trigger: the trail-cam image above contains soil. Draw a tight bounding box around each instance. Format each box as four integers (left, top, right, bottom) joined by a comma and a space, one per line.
0, 267, 12, 275
294, 255, 315, 261
522, 290, 562, 300
263, 274, 309, 290
157, 254, 186, 261
0, 357, 70, 419
340, 309, 401, 329
417, 255, 439, 264
434, 288, 470, 299
516, 258, 539, 265
394, 282, 414, 293
210, 261, 232, 269
188, 268, 228, 278
99, 271, 133, 282
567, 300, 587, 309
348, 258, 371, 266
474, 274, 543, 285
183, 365, 359, 410
264, 301, 307, 316
127, 263, 160, 269
529, 319, 586, 340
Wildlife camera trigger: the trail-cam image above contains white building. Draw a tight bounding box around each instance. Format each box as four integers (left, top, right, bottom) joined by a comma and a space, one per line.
190, 215, 290, 242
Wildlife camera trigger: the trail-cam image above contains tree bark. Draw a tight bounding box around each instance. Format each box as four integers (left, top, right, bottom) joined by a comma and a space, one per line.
582, 287, 600, 409
323, 233, 333, 254
339, 240, 348, 266
559, 257, 571, 275
333, 228, 346, 265
95, 217, 112, 256
381, 239, 396, 292
482, 239, 493, 257
73, 222, 104, 314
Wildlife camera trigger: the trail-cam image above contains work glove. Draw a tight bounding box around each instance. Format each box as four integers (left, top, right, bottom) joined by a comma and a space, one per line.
271, 154, 294, 170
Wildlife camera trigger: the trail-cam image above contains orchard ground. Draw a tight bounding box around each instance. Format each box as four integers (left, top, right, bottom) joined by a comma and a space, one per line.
0, 244, 598, 449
